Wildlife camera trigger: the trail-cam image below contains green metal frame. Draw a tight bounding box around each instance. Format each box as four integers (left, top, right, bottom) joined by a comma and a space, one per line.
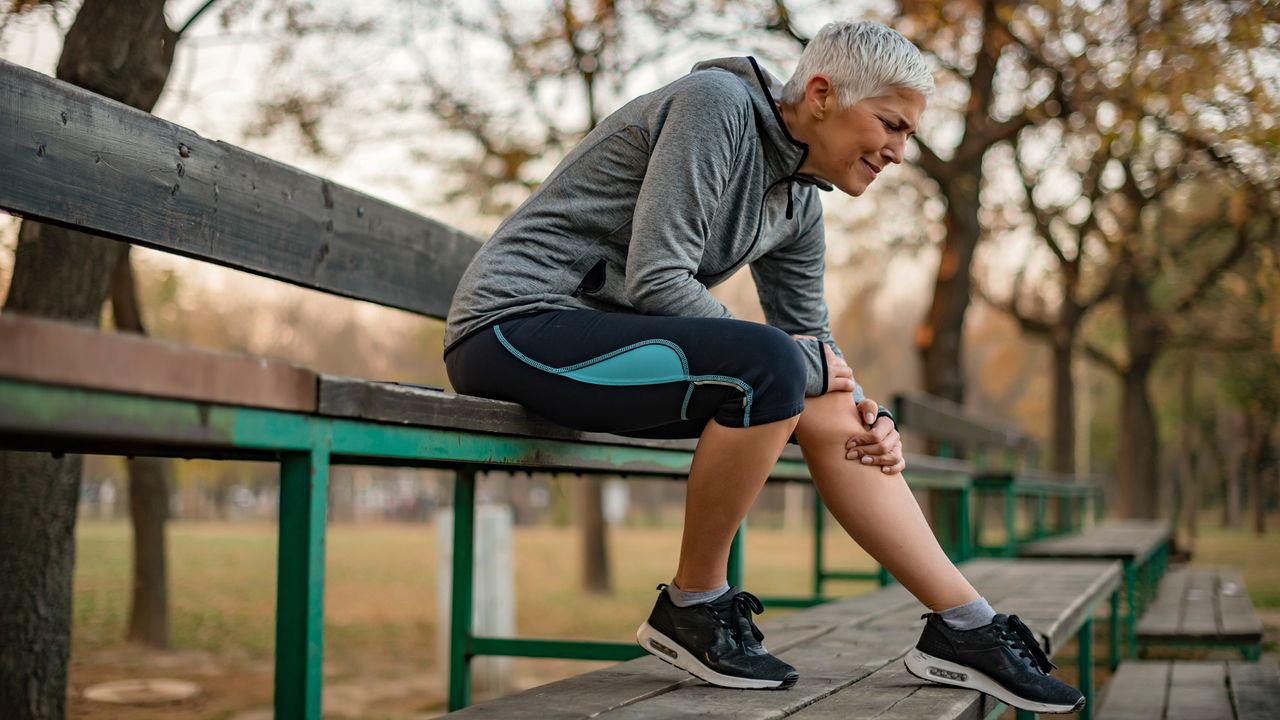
0, 377, 1117, 715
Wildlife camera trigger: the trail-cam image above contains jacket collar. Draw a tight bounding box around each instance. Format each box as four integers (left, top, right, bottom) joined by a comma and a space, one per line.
689, 56, 834, 192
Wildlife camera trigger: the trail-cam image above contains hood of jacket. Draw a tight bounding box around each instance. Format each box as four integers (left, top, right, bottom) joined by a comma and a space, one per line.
689, 56, 834, 194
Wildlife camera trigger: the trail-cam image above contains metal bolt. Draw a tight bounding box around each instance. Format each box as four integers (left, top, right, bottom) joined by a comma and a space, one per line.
178, 144, 191, 158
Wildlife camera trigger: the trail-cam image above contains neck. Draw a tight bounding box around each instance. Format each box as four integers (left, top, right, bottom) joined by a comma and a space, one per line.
777, 101, 817, 177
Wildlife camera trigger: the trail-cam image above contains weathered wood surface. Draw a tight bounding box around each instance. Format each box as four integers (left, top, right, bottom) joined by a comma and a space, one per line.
0, 311, 316, 411
319, 375, 978, 480
893, 392, 1040, 454
1020, 520, 1171, 563
1097, 660, 1280, 720
445, 559, 1119, 719
1137, 567, 1263, 644
0, 60, 480, 319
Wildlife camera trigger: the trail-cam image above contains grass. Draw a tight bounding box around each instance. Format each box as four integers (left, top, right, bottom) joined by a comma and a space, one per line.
69, 512, 1280, 718
73, 519, 881, 666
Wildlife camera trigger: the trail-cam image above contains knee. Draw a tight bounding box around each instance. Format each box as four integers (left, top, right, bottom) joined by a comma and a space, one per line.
796, 392, 863, 447
752, 325, 807, 408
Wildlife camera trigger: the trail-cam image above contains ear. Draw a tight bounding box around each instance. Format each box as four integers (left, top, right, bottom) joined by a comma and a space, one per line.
804, 74, 834, 117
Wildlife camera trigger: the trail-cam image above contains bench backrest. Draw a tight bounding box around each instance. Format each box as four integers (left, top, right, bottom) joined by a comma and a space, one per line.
0, 60, 480, 319
892, 392, 1042, 468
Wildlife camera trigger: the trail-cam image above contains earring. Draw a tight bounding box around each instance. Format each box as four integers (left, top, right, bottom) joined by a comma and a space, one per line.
815, 112, 825, 121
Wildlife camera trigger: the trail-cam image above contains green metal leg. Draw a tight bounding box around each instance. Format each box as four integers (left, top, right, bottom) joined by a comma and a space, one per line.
974, 489, 987, 552
728, 519, 746, 588
275, 445, 330, 720
1124, 561, 1137, 659
1077, 616, 1094, 720
448, 467, 477, 712
1109, 590, 1121, 671
957, 486, 973, 561
1004, 485, 1017, 557
1016, 708, 1036, 719
813, 489, 825, 597
1243, 645, 1262, 661
1033, 495, 1046, 539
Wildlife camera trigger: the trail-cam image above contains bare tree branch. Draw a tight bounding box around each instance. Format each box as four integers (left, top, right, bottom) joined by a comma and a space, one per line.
1084, 343, 1124, 375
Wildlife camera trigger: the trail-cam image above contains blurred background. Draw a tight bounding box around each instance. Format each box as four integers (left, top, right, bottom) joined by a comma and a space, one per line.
1, 1, 1277, 718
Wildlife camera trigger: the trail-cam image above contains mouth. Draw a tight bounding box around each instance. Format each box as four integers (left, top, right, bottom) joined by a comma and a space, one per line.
861, 159, 881, 181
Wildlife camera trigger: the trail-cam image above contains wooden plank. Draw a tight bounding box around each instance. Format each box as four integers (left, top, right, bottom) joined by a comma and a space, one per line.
1166, 662, 1231, 720
0, 312, 316, 411
1136, 567, 1188, 637
441, 586, 921, 719
601, 627, 920, 720
1228, 660, 1280, 720
1179, 567, 1219, 639
1020, 521, 1171, 561
0, 60, 480, 319
1137, 567, 1263, 644
319, 376, 975, 480
1096, 661, 1170, 720
446, 559, 1119, 719
788, 661, 1000, 720
1217, 568, 1265, 642
893, 393, 1040, 454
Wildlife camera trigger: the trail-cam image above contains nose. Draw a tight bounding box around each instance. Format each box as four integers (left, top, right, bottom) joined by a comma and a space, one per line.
881, 135, 906, 165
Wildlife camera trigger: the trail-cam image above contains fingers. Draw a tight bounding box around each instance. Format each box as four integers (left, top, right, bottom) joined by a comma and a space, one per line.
828, 377, 858, 393
846, 419, 900, 460
856, 398, 879, 427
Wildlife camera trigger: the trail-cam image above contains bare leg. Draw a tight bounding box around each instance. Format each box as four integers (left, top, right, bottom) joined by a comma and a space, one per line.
674, 415, 801, 592
795, 392, 979, 610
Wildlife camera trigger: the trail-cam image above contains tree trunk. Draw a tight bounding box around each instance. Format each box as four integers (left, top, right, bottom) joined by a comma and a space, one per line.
578, 477, 611, 594
111, 251, 173, 648
1050, 331, 1076, 474
1177, 358, 1198, 551
918, 172, 981, 405
1245, 402, 1269, 536
1116, 265, 1164, 519
1117, 361, 1159, 518
0, 2, 175, 717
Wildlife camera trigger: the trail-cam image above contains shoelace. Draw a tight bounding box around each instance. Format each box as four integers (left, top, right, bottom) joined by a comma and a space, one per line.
712, 590, 766, 648
999, 615, 1057, 674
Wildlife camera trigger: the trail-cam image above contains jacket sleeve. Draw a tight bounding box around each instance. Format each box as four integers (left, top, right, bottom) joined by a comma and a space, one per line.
750, 192, 863, 400
625, 75, 747, 319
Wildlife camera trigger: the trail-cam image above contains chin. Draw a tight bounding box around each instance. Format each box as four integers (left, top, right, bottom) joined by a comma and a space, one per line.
840, 179, 869, 197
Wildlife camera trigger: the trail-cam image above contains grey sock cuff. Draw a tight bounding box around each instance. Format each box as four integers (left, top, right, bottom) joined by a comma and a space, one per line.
939, 596, 996, 631
667, 580, 731, 608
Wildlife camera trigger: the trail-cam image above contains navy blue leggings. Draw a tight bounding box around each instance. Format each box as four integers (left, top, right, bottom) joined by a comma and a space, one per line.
444, 310, 808, 439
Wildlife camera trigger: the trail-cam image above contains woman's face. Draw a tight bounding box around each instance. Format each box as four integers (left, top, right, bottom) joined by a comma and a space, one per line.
791, 82, 925, 197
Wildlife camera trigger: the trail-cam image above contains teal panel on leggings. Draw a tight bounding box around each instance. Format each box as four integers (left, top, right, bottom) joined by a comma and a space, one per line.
562, 343, 688, 385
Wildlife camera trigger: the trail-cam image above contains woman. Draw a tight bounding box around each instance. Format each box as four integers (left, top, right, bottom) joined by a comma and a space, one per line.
444, 20, 1084, 715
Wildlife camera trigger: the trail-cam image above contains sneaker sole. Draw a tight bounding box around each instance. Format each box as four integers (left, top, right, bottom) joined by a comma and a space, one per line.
635, 621, 797, 690
904, 649, 1084, 715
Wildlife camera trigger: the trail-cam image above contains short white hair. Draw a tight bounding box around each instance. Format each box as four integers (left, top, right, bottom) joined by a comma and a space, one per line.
782, 21, 934, 110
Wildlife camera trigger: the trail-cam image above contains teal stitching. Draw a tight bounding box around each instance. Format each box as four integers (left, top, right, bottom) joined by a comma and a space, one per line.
494, 325, 757, 427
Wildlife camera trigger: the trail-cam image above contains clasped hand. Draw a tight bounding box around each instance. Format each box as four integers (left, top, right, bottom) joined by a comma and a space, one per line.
794, 335, 907, 475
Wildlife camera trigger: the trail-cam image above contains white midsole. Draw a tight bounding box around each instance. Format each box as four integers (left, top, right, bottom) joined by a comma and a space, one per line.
635, 622, 790, 690
904, 649, 1082, 714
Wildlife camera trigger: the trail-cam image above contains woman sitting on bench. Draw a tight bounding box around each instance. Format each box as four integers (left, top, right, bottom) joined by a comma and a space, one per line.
443, 20, 1083, 715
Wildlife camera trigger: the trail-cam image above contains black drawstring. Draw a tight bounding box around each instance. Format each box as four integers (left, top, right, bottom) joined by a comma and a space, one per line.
785, 181, 794, 220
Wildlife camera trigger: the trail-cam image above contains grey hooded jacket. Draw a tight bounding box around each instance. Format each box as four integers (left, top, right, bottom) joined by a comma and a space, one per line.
444, 56, 858, 399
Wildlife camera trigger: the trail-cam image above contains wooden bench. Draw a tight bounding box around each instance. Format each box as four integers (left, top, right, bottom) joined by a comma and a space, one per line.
893, 394, 1103, 559
1021, 521, 1173, 666
1096, 660, 1280, 719
444, 559, 1122, 720
1137, 566, 1264, 660
0, 59, 1029, 717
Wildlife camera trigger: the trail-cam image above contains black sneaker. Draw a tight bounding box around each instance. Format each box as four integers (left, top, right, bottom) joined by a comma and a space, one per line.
636, 584, 798, 690
904, 613, 1085, 714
